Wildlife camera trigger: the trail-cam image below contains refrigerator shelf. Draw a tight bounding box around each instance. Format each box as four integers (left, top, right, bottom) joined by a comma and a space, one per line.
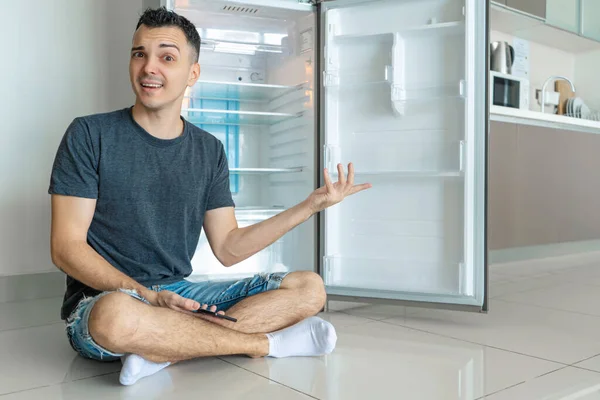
182, 108, 303, 126
234, 207, 285, 221
230, 167, 304, 174
332, 21, 464, 43
188, 80, 310, 103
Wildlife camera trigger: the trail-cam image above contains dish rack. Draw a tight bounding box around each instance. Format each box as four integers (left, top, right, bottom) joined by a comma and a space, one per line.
563, 109, 600, 121
561, 97, 599, 121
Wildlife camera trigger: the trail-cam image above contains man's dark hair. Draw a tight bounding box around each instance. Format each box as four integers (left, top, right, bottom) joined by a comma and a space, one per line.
136, 7, 201, 63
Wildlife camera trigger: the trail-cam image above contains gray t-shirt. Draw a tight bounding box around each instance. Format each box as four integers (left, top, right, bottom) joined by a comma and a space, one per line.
48, 107, 235, 320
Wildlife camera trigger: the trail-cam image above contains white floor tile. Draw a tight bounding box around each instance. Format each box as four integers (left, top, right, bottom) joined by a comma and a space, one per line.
0, 358, 311, 400
339, 303, 419, 321
0, 297, 63, 331
316, 311, 372, 328
0, 323, 120, 395
496, 282, 600, 317
384, 300, 600, 364
325, 300, 368, 312
223, 321, 562, 400
482, 367, 600, 399
548, 265, 600, 287
574, 355, 600, 373
488, 275, 565, 299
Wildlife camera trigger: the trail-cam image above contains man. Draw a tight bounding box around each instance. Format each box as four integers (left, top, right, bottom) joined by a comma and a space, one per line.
49, 7, 371, 386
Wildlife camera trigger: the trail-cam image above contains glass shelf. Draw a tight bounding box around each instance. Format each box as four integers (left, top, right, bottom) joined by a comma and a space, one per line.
234, 207, 285, 221
183, 108, 302, 126
230, 167, 304, 174
188, 80, 309, 102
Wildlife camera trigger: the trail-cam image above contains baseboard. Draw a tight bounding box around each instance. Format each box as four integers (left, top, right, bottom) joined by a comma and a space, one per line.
0, 271, 65, 303
489, 240, 600, 265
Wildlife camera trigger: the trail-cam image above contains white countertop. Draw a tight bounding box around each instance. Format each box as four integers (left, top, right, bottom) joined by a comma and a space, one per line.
490, 106, 600, 134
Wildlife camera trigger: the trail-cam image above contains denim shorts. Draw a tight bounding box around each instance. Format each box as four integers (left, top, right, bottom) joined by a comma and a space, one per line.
65, 272, 289, 362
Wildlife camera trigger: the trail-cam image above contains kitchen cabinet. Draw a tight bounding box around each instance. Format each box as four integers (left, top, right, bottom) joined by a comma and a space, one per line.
168, 0, 489, 312
546, 0, 580, 33
488, 122, 518, 250
488, 122, 600, 251
582, 0, 600, 41
507, 0, 546, 19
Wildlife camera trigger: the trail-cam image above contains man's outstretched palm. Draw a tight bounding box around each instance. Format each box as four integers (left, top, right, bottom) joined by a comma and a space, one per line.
307, 162, 372, 213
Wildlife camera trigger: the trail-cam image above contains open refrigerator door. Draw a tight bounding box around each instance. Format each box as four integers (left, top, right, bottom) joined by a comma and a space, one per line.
320, 0, 488, 310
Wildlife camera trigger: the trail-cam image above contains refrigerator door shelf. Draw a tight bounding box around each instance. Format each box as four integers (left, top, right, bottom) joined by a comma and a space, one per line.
324, 136, 464, 176
322, 256, 472, 300
330, 21, 464, 42
329, 170, 463, 178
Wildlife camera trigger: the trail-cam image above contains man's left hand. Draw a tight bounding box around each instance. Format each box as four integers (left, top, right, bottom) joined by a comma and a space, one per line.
306, 162, 371, 214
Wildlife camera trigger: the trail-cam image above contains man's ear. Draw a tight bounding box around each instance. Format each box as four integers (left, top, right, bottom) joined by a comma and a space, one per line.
188, 62, 200, 87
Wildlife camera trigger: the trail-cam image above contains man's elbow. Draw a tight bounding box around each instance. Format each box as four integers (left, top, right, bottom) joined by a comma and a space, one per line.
218, 255, 237, 268
50, 239, 63, 266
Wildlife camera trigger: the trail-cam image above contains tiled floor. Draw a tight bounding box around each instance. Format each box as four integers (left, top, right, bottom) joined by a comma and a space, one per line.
4, 261, 600, 399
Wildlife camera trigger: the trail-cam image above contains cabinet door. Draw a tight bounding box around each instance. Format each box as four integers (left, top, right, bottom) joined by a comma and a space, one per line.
546, 0, 580, 33
507, 0, 546, 18
582, 0, 600, 41
320, 0, 488, 311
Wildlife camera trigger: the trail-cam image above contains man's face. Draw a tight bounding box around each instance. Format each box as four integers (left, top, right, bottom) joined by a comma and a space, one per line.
129, 25, 199, 110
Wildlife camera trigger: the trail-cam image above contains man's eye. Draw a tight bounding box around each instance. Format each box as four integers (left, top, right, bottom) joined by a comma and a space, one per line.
165, 55, 174, 62
132, 52, 144, 58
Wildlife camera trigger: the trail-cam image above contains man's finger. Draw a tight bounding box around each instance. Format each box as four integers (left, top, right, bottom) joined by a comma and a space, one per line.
209, 305, 217, 312
323, 168, 334, 193
337, 163, 346, 186
347, 162, 355, 186
349, 183, 372, 195
184, 299, 200, 310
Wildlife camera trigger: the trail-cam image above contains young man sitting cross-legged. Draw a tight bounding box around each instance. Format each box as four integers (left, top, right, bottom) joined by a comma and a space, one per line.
48, 7, 371, 386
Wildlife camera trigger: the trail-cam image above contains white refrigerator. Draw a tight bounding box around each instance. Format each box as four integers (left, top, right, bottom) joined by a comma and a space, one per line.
164, 0, 489, 312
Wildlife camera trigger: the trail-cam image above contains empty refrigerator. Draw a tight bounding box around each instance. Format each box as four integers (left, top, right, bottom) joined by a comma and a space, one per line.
165, 0, 488, 312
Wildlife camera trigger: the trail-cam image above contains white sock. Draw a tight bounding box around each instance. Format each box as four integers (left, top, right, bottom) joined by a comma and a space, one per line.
266, 316, 337, 358
119, 354, 171, 386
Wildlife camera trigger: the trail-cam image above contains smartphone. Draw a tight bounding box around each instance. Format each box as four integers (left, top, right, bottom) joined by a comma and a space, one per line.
195, 308, 237, 322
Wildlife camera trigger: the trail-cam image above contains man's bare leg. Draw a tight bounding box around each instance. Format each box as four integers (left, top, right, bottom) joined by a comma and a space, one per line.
89, 292, 269, 364
92, 272, 335, 385
196, 271, 327, 334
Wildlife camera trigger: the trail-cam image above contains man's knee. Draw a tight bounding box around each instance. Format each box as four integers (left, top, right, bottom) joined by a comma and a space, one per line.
88, 291, 142, 352
282, 271, 326, 308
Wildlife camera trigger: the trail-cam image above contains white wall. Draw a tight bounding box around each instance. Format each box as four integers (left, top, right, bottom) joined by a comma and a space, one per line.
0, 0, 146, 276
574, 50, 600, 111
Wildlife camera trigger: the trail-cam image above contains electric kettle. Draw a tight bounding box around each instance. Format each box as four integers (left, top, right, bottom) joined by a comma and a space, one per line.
490, 41, 515, 74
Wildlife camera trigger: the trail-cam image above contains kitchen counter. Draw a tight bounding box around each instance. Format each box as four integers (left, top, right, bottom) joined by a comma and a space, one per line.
490, 105, 600, 134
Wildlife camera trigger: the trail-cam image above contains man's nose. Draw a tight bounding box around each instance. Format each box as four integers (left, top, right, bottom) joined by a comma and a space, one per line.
142, 57, 159, 75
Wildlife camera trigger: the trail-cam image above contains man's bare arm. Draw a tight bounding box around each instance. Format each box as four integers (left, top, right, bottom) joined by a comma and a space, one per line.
50, 194, 160, 304
204, 163, 371, 267
203, 199, 313, 267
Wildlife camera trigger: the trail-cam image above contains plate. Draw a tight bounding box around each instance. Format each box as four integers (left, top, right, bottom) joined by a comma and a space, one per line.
572, 97, 585, 119
566, 98, 574, 116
